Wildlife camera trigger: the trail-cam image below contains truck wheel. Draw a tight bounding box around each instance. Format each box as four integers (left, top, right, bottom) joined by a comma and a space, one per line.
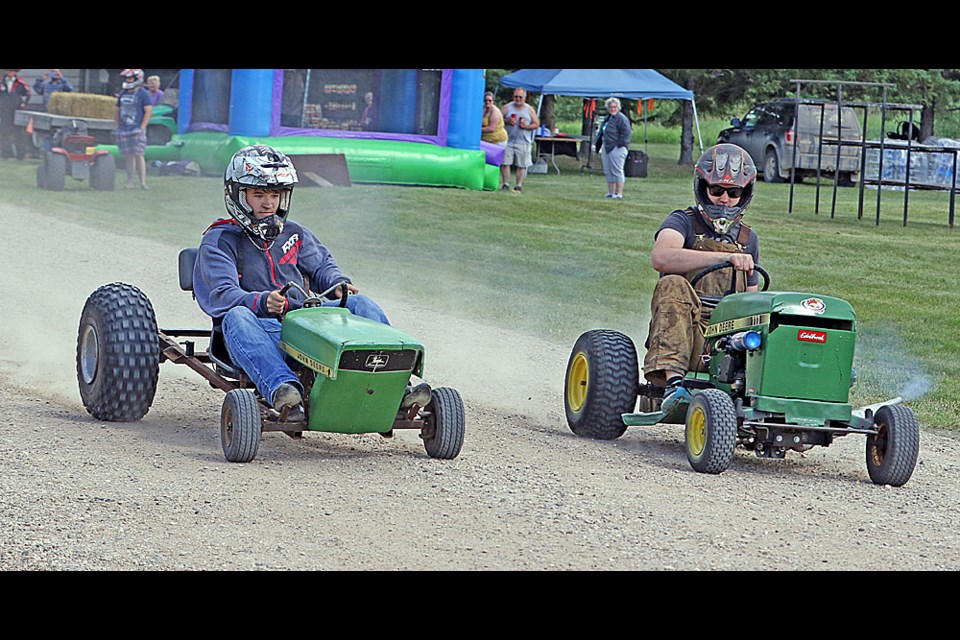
90, 153, 116, 191
77, 283, 159, 421
565, 330, 638, 440
685, 389, 738, 474
45, 152, 67, 191
763, 150, 784, 183
422, 387, 465, 460
221, 389, 262, 463
866, 404, 920, 486
838, 172, 857, 187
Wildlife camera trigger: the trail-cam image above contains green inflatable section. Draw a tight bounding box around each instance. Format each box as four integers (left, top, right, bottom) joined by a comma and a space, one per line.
99, 131, 499, 191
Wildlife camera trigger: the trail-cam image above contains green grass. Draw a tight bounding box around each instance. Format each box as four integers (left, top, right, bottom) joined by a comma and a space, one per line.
4, 145, 958, 429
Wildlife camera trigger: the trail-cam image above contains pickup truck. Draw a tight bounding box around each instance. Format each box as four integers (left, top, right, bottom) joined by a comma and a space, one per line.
717, 99, 862, 185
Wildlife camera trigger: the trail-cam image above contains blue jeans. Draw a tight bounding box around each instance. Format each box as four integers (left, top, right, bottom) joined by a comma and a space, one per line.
220, 294, 390, 405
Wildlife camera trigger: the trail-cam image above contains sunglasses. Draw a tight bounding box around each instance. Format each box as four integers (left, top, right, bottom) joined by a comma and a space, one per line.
707, 185, 744, 198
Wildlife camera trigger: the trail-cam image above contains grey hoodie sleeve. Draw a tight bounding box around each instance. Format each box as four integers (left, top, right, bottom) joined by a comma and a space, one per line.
194, 230, 271, 319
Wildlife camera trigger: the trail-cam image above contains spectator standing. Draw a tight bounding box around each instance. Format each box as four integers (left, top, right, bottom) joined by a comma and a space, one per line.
115, 69, 153, 189
33, 69, 74, 110
359, 92, 377, 130
600, 97, 632, 198
0, 69, 31, 160
500, 87, 539, 193
481, 91, 507, 147
146, 75, 164, 106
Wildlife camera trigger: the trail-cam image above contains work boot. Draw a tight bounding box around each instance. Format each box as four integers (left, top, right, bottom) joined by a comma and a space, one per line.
272, 382, 302, 411
401, 382, 432, 409
282, 405, 306, 423
660, 381, 692, 416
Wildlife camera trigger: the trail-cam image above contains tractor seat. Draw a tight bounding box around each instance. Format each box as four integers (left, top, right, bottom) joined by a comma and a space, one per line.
177, 247, 247, 381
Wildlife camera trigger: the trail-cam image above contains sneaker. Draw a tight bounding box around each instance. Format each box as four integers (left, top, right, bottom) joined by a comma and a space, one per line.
604, 193, 614, 198
613, 194, 623, 199
513, 185, 522, 193
660, 383, 692, 415
500, 184, 510, 191
272, 382, 302, 410
401, 382, 432, 409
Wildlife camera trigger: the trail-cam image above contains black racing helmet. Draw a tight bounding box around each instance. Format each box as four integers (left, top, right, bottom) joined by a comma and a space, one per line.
223, 145, 298, 245
694, 143, 757, 235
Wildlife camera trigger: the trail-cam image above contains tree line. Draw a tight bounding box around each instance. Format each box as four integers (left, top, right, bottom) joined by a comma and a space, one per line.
487, 69, 960, 164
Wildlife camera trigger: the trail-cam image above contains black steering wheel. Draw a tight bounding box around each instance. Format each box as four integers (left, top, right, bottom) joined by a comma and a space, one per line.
278, 280, 350, 316
690, 261, 769, 308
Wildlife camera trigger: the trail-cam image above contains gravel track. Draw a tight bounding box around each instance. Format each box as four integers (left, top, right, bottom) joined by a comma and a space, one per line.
2, 206, 958, 571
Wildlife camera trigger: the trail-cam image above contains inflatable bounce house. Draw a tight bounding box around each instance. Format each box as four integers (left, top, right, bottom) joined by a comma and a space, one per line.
141, 69, 499, 191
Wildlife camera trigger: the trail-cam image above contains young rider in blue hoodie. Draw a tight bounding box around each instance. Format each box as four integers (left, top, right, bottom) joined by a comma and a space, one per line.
193, 145, 397, 418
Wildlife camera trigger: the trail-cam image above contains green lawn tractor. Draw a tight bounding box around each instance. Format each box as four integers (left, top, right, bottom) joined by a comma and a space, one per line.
564, 262, 920, 486
76, 249, 465, 464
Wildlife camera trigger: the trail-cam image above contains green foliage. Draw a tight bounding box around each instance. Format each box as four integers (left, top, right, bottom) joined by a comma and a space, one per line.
485, 68, 521, 104
487, 70, 960, 142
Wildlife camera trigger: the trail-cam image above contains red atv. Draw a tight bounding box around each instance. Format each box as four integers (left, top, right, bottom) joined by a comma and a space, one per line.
36, 120, 116, 192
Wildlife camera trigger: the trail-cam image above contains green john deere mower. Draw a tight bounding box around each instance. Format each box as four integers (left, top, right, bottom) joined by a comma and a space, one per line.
76, 250, 464, 464
564, 262, 920, 486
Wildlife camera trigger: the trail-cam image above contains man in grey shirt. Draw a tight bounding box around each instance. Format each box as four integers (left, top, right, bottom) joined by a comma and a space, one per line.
500, 88, 539, 193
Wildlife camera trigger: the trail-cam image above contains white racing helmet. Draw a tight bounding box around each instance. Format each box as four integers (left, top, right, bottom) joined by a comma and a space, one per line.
223, 145, 299, 245
121, 69, 144, 90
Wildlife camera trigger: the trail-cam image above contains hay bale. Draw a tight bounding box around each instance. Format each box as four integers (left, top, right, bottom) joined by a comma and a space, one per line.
48, 92, 116, 120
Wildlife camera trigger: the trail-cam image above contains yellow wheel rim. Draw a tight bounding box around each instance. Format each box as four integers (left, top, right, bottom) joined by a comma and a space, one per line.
687, 406, 706, 457
567, 352, 589, 412
868, 423, 887, 467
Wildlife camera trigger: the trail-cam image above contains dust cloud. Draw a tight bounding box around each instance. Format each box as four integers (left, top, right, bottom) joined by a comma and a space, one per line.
0, 202, 572, 424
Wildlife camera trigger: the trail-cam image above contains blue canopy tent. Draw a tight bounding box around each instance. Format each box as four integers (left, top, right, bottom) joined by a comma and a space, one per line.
499, 68, 703, 154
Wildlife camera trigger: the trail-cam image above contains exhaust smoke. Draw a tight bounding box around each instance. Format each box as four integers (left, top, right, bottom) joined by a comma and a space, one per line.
856, 324, 932, 402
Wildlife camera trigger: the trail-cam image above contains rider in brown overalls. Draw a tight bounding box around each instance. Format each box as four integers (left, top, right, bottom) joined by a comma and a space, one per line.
643, 144, 761, 414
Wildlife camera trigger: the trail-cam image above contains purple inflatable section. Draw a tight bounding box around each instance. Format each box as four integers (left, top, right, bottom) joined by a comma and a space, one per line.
269, 69, 453, 146
481, 141, 505, 166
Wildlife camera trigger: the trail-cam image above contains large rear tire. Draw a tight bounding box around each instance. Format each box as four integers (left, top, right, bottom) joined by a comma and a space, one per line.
77, 283, 159, 421
45, 151, 67, 191
36, 162, 47, 189
564, 330, 638, 440
422, 387, 465, 460
90, 153, 116, 191
221, 389, 262, 463
866, 404, 920, 486
685, 389, 738, 474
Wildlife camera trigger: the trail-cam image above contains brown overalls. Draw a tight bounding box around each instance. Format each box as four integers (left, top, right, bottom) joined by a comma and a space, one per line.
643, 209, 753, 387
